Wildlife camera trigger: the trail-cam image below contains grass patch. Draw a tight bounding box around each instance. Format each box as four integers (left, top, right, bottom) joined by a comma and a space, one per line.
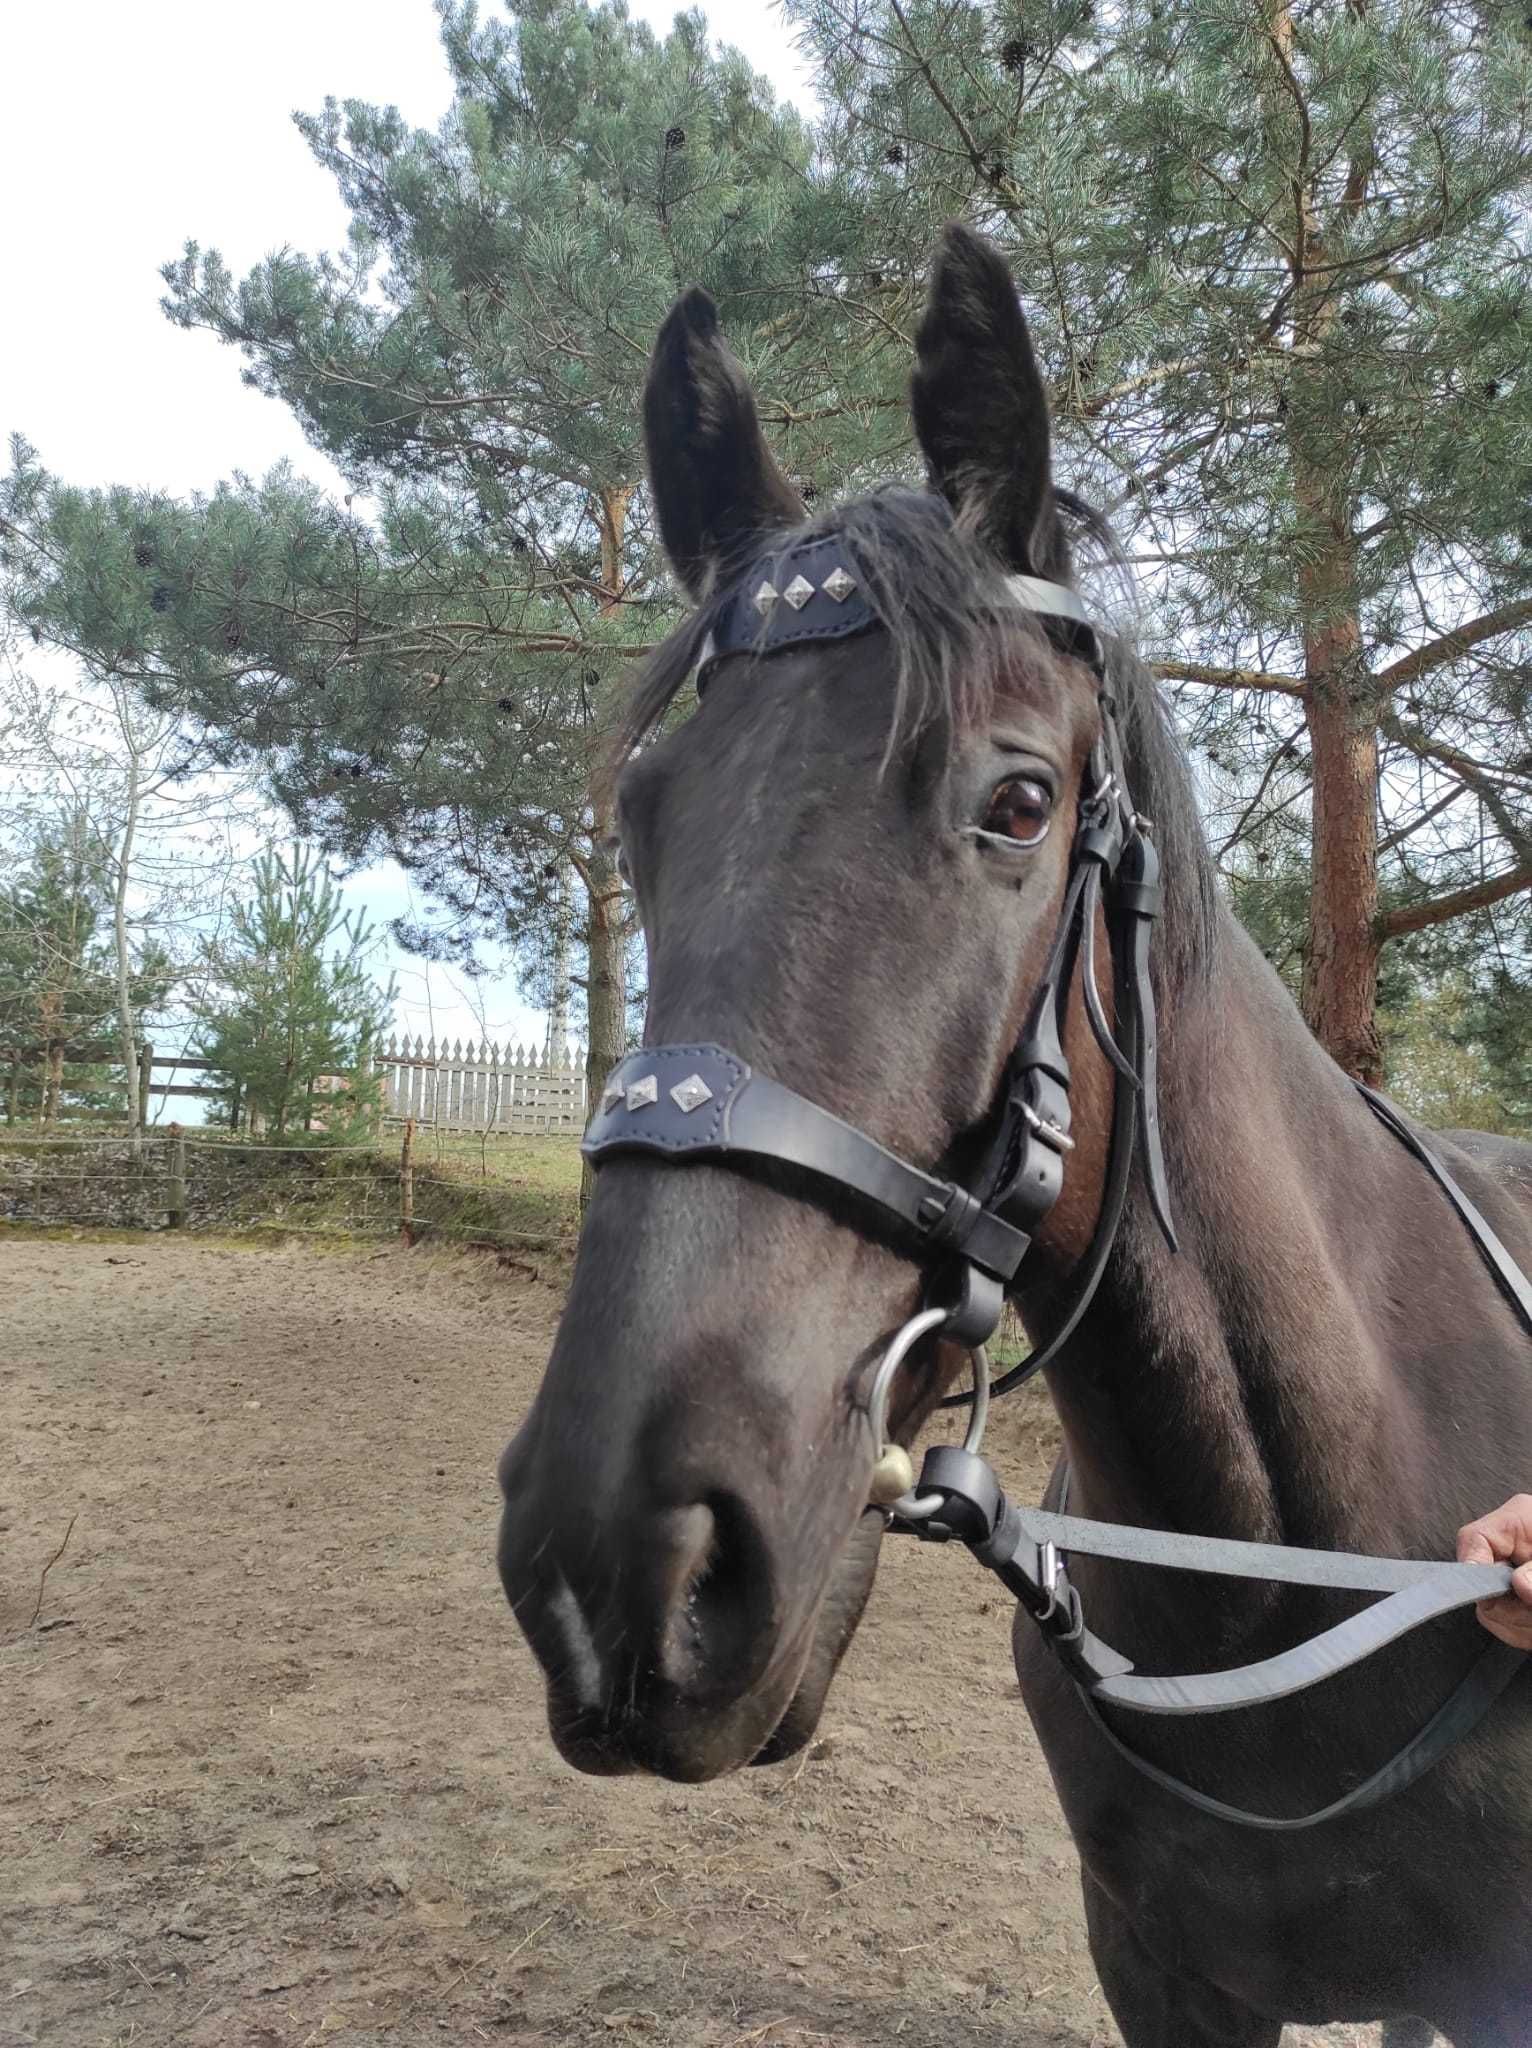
404, 1132, 583, 1244
0, 1128, 585, 1252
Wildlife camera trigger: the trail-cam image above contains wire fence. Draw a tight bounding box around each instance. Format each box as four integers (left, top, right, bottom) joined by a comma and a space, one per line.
0, 1123, 580, 1256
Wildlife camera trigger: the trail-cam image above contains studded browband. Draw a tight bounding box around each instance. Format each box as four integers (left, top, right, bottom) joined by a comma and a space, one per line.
691, 530, 1103, 690
584, 527, 1174, 1358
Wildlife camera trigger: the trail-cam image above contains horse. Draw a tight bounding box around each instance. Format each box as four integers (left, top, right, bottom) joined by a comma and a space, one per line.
497, 224, 1532, 2045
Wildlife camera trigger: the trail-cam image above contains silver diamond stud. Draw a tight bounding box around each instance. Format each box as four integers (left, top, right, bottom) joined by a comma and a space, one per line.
752, 580, 779, 617
601, 1079, 624, 1110
822, 565, 856, 603
625, 1074, 659, 1111
783, 573, 816, 610
670, 1073, 714, 1114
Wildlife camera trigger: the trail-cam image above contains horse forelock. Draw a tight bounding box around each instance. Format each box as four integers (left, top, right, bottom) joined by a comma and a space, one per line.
610, 484, 1219, 1002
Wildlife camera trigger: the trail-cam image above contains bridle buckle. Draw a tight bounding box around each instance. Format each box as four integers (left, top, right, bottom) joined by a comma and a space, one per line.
1031, 1540, 1085, 1643
1021, 1103, 1076, 1154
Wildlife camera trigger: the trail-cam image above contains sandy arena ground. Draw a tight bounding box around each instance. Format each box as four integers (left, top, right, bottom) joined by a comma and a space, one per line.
3, 1238, 1387, 2047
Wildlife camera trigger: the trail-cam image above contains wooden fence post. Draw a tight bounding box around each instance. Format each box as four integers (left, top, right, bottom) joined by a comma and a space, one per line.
400, 1117, 416, 1246
166, 1125, 187, 1229
137, 1042, 154, 1132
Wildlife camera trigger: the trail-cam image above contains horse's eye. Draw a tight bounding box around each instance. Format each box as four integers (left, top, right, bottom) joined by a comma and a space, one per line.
981, 777, 1053, 847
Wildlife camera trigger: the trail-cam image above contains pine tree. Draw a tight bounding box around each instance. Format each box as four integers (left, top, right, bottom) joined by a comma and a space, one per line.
11, 1, 880, 1116
0, 808, 167, 1124
6, 0, 1529, 1094
195, 846, 395, 1138
788, 0, 1532, 1079
0, 1, 888, 1120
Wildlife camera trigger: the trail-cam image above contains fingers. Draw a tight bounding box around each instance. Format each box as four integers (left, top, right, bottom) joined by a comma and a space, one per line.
1456, 1493, 1532, 1569
1475, 1569, 1532, 1652
1458, 1499, 1532, 1650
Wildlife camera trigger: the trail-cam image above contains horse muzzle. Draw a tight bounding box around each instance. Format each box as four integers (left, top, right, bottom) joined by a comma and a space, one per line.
496, 1412, 819, 1780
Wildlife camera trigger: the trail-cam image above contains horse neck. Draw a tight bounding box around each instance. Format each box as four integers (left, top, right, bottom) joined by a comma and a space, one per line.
1036, 911, 1417, 1564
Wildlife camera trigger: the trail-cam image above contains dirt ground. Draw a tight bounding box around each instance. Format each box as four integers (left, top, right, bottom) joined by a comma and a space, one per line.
3, 1238, 1385, 2048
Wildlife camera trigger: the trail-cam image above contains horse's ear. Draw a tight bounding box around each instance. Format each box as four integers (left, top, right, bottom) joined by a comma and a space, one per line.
643, 287, 804, 600
911, 224, 1064, 578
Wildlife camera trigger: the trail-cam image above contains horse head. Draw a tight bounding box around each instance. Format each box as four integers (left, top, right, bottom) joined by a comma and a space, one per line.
497, 226, 1131, 1781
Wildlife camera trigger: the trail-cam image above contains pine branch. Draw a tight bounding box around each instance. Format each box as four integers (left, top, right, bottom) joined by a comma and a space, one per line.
1380, 711, 1532, 800
1377, 785, 1465, 857
884, 0, 1024, 216
1215, 741, 1305, 863
1375, 597, 1532, 696
1154, 660, 1308, 700
1381, 712, 1532, 867
1380, 864, 1532, 939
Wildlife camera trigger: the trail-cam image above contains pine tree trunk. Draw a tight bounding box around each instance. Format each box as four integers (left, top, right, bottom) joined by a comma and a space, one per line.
1275, 37, 1383, 1087
545, 867, 572, 1061
1288, 439, 1383, 1080
38, 990, 62, 1127
113, 738, 144, 1151
582, 840, 627, 1213
43, 1040, 63, 1127
596, 486, 633, 604
579, 481, 636, 1211
1301, 661, 1382, 1083
1292, 439, 1380, 1081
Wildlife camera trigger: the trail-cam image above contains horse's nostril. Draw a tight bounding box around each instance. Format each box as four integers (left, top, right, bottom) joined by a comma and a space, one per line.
659, 1491, 771, 1695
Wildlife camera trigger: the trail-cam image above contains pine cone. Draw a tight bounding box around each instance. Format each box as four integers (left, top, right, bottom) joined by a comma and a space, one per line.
665, 125, 686, 152
1000, 35, 1029, 71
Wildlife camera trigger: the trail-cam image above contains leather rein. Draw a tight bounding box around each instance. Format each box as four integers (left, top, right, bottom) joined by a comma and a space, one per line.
583, 529, 1529, 1830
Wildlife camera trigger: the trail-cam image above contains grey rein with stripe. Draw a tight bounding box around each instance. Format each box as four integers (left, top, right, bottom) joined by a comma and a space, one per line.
584, 527, 1528, 1831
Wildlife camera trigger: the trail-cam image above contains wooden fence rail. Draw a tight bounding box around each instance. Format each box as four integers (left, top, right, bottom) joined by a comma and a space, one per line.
3, 1042, 237, 1128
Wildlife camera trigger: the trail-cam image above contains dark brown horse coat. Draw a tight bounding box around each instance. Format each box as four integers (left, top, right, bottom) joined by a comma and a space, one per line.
498, 227, 1532, 2046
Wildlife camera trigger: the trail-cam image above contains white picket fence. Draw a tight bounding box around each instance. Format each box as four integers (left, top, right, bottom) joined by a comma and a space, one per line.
378, 1036, 587, 1134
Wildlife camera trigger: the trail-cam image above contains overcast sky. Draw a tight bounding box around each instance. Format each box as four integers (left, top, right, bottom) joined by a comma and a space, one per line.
1, 0, 815, 1059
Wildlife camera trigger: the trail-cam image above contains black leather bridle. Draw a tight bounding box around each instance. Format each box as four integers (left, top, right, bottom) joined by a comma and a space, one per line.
585, 530, 1175, 1364
583, 527, 1530, 1830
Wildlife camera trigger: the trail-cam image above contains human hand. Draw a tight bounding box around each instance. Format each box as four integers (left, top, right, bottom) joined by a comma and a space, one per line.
1457, 1495, 1532, 1651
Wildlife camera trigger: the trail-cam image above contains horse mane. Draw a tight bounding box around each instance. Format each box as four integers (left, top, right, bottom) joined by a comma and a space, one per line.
610, 485, 1218, 996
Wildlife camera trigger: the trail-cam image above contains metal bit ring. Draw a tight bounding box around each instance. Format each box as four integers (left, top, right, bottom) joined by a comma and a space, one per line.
864, 1304, 992, 1521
